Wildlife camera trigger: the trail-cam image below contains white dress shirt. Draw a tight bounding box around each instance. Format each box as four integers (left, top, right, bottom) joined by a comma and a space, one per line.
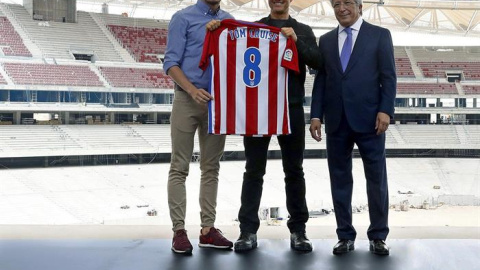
338, 17, 363, 56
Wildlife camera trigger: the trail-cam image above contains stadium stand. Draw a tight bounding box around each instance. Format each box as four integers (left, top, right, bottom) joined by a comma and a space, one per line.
0, 125, 82, 153
396, 125, 461, 145
462, 125, 480, 145
0, 72, 6, 85
0, 16, 32, 57
411, 48, 480, 80
61, 125, 154, 150
3, 62, 103, 86
397, 83, 459, 95
0, 2, 478, 135
97, 12, 169, 30
95, 13, 169, 63
7, 5, 123, 61
1, 125, 479, 159
412, 47, 480, 62
107, 25, 167, 63
127, 124, 171, 149
417, 62, 480, 80
462, 85, 480, 95
99, 66, 173, 88
394, 47, 415, 78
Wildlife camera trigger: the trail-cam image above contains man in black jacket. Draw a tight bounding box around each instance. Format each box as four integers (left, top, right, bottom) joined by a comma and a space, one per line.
233, 0, 323, 252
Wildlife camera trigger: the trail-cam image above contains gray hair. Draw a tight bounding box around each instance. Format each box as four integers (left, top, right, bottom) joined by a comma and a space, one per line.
330, 0, 363, 5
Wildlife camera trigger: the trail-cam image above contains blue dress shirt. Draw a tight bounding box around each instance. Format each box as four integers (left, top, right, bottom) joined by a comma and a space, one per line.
163, 0, 233, 90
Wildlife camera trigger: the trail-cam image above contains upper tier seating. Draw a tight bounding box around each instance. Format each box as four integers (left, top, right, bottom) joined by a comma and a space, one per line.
397, 83, 459, 95
394, 47, 415, 78
107, 25, 167, 63
417, 62, 480, 80
99, 67, 174, 88
3, 63, 103, 87
396, 58, 415, 78
462, 85, 480, 95
0, 17, 31, 57
7, 6, 122, 61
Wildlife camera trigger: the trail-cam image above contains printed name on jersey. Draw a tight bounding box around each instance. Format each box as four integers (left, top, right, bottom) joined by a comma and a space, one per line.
228, 28, 279, 42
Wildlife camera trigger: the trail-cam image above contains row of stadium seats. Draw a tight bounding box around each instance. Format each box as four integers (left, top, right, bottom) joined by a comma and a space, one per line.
463, 85, 480, 94
0, 17, 31, 57
2, 62, 480, 94
0, 63, 174, 88
1, 125, 479, 158
418, 62, 480, 80
3, 63, 104, 87
395, 58, 415, 77
397, 83, 458, 95
99, 66, 174, 88
107, 25, 167, 63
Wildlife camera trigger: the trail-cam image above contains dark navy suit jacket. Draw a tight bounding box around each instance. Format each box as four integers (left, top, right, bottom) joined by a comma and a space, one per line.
311, 21, 397, 134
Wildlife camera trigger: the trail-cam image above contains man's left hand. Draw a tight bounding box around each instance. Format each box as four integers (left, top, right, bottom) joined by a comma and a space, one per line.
281, 27, 297, 42
375, 112, 390, 135
206, 20, 221, 31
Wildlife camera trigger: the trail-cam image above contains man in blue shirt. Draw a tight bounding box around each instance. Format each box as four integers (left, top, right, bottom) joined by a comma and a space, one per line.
163, 0, 234, 255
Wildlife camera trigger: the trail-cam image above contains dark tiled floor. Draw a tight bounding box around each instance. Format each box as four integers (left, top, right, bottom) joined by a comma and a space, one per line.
0, 239, 478, 270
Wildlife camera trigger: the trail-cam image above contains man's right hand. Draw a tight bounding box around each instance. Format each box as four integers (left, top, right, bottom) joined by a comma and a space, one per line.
206, 20, 221, 31
309, 119, 322, 142
189, 88, 213, 104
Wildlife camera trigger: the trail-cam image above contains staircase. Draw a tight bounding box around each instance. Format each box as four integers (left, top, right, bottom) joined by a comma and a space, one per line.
388, 125, 406, 145
405, 48, 424, 79
454, 125, 467, 145
88, 63, 110, 87
89, 12, 136, 63
455, 81, 464, 95
0, 3, 43, 57
0, 64, 15, 85
124, 125, 154, 148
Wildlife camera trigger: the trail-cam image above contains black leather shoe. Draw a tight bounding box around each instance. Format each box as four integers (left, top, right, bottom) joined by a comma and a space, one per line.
290, 231, 313, 252
369, 240, 389, 255
333, 240, 355, 255
234, 232, 257, 252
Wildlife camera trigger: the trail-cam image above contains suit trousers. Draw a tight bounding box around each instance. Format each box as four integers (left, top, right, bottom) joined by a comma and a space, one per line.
326, 111, 389, 241
238, 105, 309, 234
168, 89, 226, 231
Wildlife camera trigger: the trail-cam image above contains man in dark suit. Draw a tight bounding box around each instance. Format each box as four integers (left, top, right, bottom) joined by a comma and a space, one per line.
309, 0, 396, 256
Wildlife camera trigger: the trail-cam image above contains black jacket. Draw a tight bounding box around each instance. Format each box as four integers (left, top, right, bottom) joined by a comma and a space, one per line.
258, 16, 323, 106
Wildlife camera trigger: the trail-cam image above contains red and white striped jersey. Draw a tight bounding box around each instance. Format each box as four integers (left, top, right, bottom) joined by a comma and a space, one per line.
199, 19, 299, 136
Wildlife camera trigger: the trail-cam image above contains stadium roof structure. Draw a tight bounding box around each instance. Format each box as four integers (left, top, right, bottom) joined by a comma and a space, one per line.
60, 0, 480, 37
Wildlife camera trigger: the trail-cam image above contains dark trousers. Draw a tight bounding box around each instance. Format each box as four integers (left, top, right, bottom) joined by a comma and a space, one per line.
326, 112, 389, 241
238, 106, 309, 234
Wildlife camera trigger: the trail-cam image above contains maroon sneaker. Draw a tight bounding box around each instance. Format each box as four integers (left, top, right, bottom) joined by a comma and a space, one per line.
198, 227, 233, 249
172, 229, 193, 254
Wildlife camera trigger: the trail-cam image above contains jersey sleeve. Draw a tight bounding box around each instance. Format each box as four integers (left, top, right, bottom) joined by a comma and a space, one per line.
280, 37, 300, 74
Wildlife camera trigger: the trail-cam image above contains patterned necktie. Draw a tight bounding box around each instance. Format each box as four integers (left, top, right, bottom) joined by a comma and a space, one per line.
340, 27, 352, 72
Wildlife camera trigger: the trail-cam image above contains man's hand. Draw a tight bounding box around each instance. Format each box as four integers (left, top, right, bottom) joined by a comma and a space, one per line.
281, 27, 297, 42
189, 88, 213, 104
206, 20, 221, 31
309, 119, 322, 142
375, 112, 391, 135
